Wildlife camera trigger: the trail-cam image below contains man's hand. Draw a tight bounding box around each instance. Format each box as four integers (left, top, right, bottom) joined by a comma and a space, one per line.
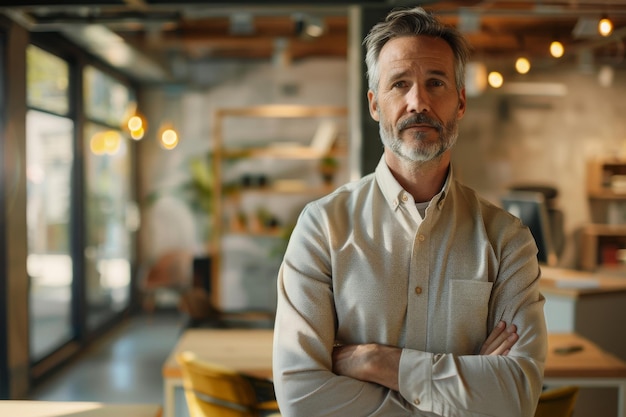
480, 320, 518, 355
332, 343, 401, 391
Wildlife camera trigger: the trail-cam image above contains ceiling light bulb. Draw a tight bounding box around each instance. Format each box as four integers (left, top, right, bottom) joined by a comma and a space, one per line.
550, 41, 564, 58
160, 128, 179, 150
127, 115, 143, 131
515, 57, 531, 74
488, 71, 504, 88
599, 17, 613, 37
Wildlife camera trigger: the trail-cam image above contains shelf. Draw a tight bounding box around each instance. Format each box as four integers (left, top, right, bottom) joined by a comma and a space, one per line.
583, 224, 626, 236
586, 158, 626, 198
215, 104, 348, 119
588, 190, 626, 200
224, 230, 284, 238
223, 146, 346, 160
228, 182, 335, 195
580, 224, 626, 271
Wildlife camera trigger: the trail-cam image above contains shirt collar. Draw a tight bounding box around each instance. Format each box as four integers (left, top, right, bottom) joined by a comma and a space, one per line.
374, 155, 453, 211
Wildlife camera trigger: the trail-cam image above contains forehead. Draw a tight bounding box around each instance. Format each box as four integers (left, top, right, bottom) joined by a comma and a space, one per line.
378, 35, 455, 76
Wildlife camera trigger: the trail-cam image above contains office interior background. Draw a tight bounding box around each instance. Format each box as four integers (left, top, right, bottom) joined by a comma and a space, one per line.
1, 0, 626, 406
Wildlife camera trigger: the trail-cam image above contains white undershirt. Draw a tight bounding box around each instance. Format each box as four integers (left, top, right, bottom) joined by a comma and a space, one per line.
415, 201, 430, 219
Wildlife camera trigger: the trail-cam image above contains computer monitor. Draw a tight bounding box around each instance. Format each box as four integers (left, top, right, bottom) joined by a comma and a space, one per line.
501, 191, 558, 267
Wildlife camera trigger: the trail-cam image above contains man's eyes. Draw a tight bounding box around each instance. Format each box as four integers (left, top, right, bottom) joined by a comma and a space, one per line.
390, 79, 445, 89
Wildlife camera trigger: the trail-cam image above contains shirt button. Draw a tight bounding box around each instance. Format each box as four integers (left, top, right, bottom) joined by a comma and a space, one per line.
415, 286, 422, 295
414, 398, 421, 405
401, 193, 409, 202
418, 234, 425, 242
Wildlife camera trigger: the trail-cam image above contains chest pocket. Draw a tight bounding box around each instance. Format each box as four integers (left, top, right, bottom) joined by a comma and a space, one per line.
445, 280, 493, 353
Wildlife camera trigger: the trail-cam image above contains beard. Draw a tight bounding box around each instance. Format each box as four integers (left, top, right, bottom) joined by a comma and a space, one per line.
379, 111, 459, 163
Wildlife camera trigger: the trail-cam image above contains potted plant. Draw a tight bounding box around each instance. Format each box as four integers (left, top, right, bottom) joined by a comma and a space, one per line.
319, 156, 339, 185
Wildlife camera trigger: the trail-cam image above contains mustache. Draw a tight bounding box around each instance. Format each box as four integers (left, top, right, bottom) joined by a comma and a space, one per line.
397, 113, 443, 131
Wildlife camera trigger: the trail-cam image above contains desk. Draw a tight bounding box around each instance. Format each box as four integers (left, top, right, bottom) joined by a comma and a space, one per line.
162, 329, 273, 417
540, 266, 626, 362
0, 401, 162, 417
163, 329, 626, 417
545, 333, 626, 417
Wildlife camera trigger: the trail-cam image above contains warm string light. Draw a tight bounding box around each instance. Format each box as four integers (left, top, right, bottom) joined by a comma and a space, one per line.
550, 41, 564, 58
515, 57, 531, 74
479, 16, 613, 92
488, 71, 504, 88
159, 123, 179, 150
126, 114, 146, 140
599, 15, 613, 37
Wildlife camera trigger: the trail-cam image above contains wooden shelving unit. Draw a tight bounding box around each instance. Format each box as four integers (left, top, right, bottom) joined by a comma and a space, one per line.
582, 158, 626, 272
210, 105, 348, 309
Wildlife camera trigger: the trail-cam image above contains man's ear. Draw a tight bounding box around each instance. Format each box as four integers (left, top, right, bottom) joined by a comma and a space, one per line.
457, 88, 467, 120
367, 90, 380, 122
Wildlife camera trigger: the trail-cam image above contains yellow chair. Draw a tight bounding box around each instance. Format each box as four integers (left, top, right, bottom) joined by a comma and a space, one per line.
534, 386, 579, 417
176, 351, 281, 417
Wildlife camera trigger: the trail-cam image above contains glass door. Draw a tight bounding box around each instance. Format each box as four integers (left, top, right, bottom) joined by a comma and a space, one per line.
83, 66, 137, 331
26, 45, 75, 361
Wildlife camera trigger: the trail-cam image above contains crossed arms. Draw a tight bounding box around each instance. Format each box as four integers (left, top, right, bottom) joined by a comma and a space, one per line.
332, 320, 519, 392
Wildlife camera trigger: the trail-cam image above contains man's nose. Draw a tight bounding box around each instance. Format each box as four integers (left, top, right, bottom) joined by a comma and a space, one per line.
407, 85, 430, 113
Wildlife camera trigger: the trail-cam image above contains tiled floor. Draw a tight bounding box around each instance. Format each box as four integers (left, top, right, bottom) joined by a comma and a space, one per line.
29, 310, 186, 405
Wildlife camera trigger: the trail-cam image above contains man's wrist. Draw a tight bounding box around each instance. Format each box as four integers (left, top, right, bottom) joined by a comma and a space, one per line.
365, 344, 401, 391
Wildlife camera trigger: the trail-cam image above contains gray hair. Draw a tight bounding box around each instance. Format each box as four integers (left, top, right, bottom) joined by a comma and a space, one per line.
363, 7, 471, 95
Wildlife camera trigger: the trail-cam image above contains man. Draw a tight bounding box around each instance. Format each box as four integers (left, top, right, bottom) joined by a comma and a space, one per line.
273, 7, 547, 417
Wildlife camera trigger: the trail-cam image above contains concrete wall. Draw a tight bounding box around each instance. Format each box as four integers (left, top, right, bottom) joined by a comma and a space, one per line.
455, 64, 626, 269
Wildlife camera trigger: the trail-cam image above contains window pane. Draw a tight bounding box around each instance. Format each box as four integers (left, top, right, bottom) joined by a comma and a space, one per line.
26, 110, 74, 360
84, 123, 134, 330
83, 66, 133, 127
26, 45, 69, 115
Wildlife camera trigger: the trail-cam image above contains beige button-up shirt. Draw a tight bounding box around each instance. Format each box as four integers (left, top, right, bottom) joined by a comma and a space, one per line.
273, 157, 547, 416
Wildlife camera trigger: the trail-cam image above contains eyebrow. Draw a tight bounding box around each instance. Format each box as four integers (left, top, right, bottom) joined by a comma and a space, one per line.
385, 67, 452, 84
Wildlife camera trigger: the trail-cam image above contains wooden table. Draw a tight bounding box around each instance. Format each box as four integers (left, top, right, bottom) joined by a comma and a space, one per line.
0, 401, 162, 417
163, 329, 626, 417
162, 329, 273, 417
546, 333, 626, 417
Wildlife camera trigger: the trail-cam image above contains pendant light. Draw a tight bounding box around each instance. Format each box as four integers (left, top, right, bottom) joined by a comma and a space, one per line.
598, 14, 613, 37
515, 57, 531, 74
550, 41, 565, 58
